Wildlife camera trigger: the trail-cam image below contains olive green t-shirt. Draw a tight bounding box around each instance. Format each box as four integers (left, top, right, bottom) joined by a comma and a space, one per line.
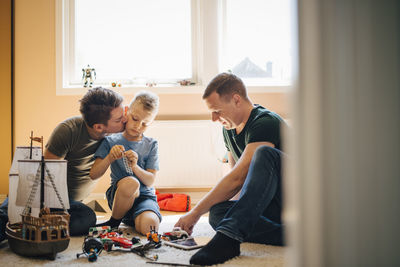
46, 116, 101, 201
223, 105, 286, 162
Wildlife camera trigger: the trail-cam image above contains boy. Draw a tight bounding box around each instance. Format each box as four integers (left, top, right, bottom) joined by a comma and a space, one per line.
89, 91, 161, 235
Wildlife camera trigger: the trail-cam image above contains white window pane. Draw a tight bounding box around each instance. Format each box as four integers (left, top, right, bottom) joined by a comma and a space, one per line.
74, 0, 192, 83
220, 0, 292, 84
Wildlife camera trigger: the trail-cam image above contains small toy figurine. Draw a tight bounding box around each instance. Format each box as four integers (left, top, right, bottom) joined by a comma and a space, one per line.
161, 227, 189, 241
178, 79, 195, 86
146, 82, 156, 87
146, 226, 162, 248
82, 64, 96, 88
111, 82, 122, 87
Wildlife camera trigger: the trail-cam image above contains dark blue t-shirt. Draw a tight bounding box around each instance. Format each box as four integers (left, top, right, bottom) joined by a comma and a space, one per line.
223, 105, 286, 162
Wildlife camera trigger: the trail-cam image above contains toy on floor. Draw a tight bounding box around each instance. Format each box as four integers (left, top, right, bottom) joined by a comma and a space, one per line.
87, 226, 133, 251
146, 226, 162, 246
77, 226, 162, 262
130, 226, 162, 261
76, 236, 104, 262
161, 227, 189, 241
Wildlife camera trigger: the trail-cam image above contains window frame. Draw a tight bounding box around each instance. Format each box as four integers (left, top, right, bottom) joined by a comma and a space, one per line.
56, 0, 291, 95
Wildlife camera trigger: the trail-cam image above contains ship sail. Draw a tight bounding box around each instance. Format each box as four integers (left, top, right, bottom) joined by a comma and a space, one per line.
9, 146, 42, 223
15, 159, 70, 210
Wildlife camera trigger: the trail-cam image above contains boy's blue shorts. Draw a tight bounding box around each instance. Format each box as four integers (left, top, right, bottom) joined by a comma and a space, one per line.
106, 184, 162, 227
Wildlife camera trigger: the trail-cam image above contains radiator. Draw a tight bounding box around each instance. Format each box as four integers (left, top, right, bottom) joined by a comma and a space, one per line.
145, 120, 227, 188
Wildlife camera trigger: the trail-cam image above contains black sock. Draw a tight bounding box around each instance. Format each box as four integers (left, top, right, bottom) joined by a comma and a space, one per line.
96, 217, 122, 229
190, 232, 240, 266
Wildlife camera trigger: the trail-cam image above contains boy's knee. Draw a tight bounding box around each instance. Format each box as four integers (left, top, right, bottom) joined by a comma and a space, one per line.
135, 211, 160, 235
118, 177, 140, 198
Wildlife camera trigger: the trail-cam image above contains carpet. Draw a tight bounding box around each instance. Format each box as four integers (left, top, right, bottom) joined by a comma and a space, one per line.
0, 215, 285, 267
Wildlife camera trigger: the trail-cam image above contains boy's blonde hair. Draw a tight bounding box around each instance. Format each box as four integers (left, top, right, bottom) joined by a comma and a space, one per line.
129, 90, 159, 114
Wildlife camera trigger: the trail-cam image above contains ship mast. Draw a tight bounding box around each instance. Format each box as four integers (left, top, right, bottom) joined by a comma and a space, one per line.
29, 131, 33, 159
39, 136, 45, 210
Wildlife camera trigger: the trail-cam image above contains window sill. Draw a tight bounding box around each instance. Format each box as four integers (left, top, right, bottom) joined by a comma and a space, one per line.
56, 84, 292, 96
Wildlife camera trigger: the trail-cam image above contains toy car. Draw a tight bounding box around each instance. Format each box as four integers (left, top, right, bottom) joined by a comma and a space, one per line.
88, 226, 112, 238
97, 230, 133, 251
161, 227, 189, 241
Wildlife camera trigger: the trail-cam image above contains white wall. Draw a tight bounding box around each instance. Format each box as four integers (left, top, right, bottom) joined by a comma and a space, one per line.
145, 120, 227, 188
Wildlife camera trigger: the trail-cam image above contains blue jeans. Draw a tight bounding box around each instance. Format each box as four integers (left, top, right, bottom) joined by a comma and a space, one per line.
0, 197, 96, 236
209, 146, 284, 245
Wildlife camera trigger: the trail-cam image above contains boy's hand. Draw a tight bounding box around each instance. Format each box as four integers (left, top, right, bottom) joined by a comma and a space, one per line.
125, 150, 138, 168
108, 145, 125, 163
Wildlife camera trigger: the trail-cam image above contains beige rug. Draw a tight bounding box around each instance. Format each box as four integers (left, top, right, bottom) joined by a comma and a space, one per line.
0, 215, 285, 267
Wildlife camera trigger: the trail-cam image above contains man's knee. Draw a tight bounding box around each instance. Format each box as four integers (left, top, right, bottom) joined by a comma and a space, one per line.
0, 198, 9, 221
209, 205, 221, 230
209, 201, 234, 230
254, 145, 281, 161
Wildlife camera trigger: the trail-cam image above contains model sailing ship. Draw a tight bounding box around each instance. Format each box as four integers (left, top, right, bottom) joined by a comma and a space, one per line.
6, 133, 70, 260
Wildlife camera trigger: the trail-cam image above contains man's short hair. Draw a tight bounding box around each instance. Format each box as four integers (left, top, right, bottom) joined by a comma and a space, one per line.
130, 90, 159, 113
202, 73, 248, 101
79, 87, 123, 127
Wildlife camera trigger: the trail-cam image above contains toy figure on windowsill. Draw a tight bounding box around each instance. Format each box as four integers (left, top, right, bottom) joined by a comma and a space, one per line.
178, 79, 195, 86
82, 65, 96, 88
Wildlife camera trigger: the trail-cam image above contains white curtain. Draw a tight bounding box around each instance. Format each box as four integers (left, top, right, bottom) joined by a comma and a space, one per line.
285, 0, 400, 266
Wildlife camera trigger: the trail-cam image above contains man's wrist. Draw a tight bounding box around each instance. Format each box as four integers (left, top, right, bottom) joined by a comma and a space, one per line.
189, 207, 203, 219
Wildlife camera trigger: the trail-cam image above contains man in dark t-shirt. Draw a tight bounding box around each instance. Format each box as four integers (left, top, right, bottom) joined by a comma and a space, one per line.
0, 87, 127, 239
175, 73, 287, 266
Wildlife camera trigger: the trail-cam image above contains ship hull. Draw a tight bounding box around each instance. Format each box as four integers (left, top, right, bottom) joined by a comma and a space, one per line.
6, 223, 70, 260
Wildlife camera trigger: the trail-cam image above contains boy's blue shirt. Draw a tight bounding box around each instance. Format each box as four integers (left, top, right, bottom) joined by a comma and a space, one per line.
94, 132, 159, 197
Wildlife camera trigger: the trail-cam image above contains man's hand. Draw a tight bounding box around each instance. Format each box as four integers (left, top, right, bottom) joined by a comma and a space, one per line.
174, 211, 201, 236
125, 150, 138, 168
108, 145, 125, 162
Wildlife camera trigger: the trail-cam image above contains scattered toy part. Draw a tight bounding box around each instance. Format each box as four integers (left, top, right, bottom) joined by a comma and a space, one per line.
161, 226, 189, 241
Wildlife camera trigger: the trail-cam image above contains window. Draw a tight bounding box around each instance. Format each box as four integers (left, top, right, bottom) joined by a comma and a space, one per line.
220, 0, 293, 85
74, 0, 192, 84
56, 0, 294, 94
